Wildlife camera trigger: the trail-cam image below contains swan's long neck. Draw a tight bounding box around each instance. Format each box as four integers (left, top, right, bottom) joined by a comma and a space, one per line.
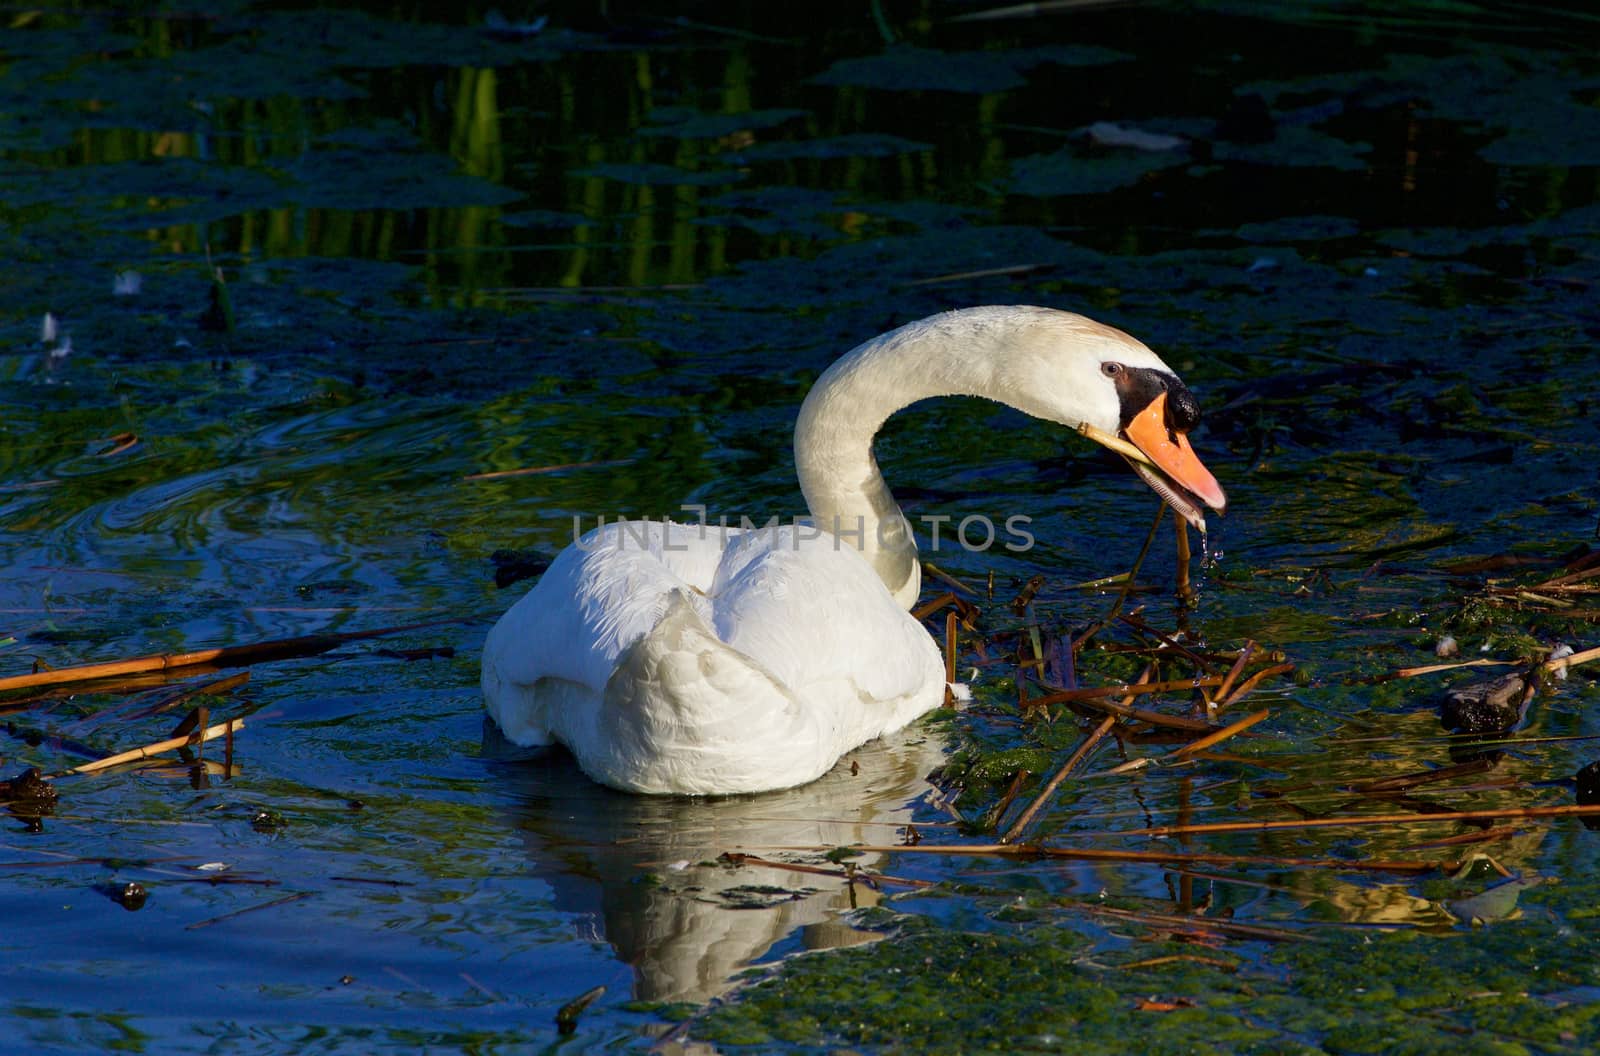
794, 307, 1052, 609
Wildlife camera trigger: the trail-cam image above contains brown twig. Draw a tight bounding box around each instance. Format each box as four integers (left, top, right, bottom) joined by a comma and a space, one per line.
1212, 640, 1255, 707
1174, 517, 1194, 608
1078, 505, 1166, 649
767, 843, 1437, 873
1027, 676, 1225, 706
1217, 663, 1294, 709
1082, 904, 1310, 944
184, 890, 313, 931
1392, 658, 1515, 679
1170, 709, 1269, 760
901, 263, 1045, 286
463, 458, 635, 481
1120, 803, 1600, 839
1544, 642, 1600, 672
911, 591, 955, 621
984, 768, 1033, 831
945, 612, 958, 686
61, 718, 243, 776
1010, 574, 1046, 615
96, 432, 139, 457
0, 621, 457, 694
1055, 690, 1217, 733
923, 563, 980, 596
1002, 714, 1117, 843
1349, 757, 1495, 794
1118, 954, 1239, 972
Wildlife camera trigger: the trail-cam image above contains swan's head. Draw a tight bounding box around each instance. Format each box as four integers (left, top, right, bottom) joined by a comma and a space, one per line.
998, 308, 1227, 531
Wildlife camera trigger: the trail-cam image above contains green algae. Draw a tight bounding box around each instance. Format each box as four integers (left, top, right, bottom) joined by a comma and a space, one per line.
697, 909, 1600, 1055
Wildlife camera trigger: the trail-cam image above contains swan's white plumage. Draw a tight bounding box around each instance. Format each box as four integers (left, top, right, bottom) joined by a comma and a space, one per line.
482, 520, 943, 794
482, 305, 1221, 795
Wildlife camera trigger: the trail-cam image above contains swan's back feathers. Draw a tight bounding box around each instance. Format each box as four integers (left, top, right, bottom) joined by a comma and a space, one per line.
481, 519, 945, 794
710, 526, 937, 700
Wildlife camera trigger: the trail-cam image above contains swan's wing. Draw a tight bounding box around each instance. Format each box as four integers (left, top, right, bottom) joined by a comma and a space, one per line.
481, 521, 729, 739
482, 520, 944, 791
708, 525, 943, 706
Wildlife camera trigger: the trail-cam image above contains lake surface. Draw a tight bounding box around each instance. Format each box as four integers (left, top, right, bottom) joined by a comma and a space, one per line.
3, 2, 1598, 1052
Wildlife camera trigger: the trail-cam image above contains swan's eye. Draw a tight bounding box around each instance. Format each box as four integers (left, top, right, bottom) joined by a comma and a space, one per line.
1101, 362, 1122, 377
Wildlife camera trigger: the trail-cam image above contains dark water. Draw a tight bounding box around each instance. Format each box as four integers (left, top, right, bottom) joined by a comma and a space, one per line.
3, 2, 1599, 1052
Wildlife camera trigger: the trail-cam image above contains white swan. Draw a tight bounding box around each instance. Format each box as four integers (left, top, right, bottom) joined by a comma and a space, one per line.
481, 305, 1226, 795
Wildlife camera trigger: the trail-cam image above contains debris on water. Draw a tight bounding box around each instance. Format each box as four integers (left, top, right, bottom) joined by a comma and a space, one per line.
99, 881, 149, 911
251, 809, 287, 832
556, 984, 606, 1035
1085, 121, 1187, 152
1548, 642, 1574, 679
0, 767, 58, 810
1438, 672, 1532, 735
1434, 635, 1459, 658
1446, 874, 1547, 926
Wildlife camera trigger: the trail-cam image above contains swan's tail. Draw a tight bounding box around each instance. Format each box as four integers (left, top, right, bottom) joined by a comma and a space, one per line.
587, 591, 833, 794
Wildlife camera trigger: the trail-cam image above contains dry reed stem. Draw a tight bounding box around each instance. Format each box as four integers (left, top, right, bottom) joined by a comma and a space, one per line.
463, 458, 635, 482
1170, 709, 1269, 760
1212, 640, 1255, 707
911, 592, 956, 621
1114, 613, 1216, 670
1218, 662, 1294, 708
1174, 517, 1194, 607
984, 767, 1033, 830
1002, 713, 1117, 843
1384, 643, 1596, 682
1027, 676, 1225, 706
64, 719, 243, 776
785, 843, 1437, 873
1024, 678, 1220, 734
1089, 504, 1167, 642
1541, 564, 1600, 588
1084, 904, 1309, 943
1120, 803, 1600, 838
1057, 693, 1213, 733
945, 612, 958, 686
1117, 954, 1240, 972
902, 264, 1043, 286
0, 621, 453, 694
184, 890, 313, 931
97, 432, 139, 457
1395, 658, 1516, 678
1400, 826, 1521, 851
922, 562, 980, 596
1350, 757, 1494, 794
1545, 642, 1600, 671
1077, 422, 1156, 466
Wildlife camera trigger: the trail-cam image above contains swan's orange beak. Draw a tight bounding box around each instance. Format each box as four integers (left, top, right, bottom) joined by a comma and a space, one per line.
1123, 392, 1228, 517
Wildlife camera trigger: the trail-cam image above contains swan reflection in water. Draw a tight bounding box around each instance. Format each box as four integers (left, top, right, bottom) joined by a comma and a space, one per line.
488, 721, 949, 1004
